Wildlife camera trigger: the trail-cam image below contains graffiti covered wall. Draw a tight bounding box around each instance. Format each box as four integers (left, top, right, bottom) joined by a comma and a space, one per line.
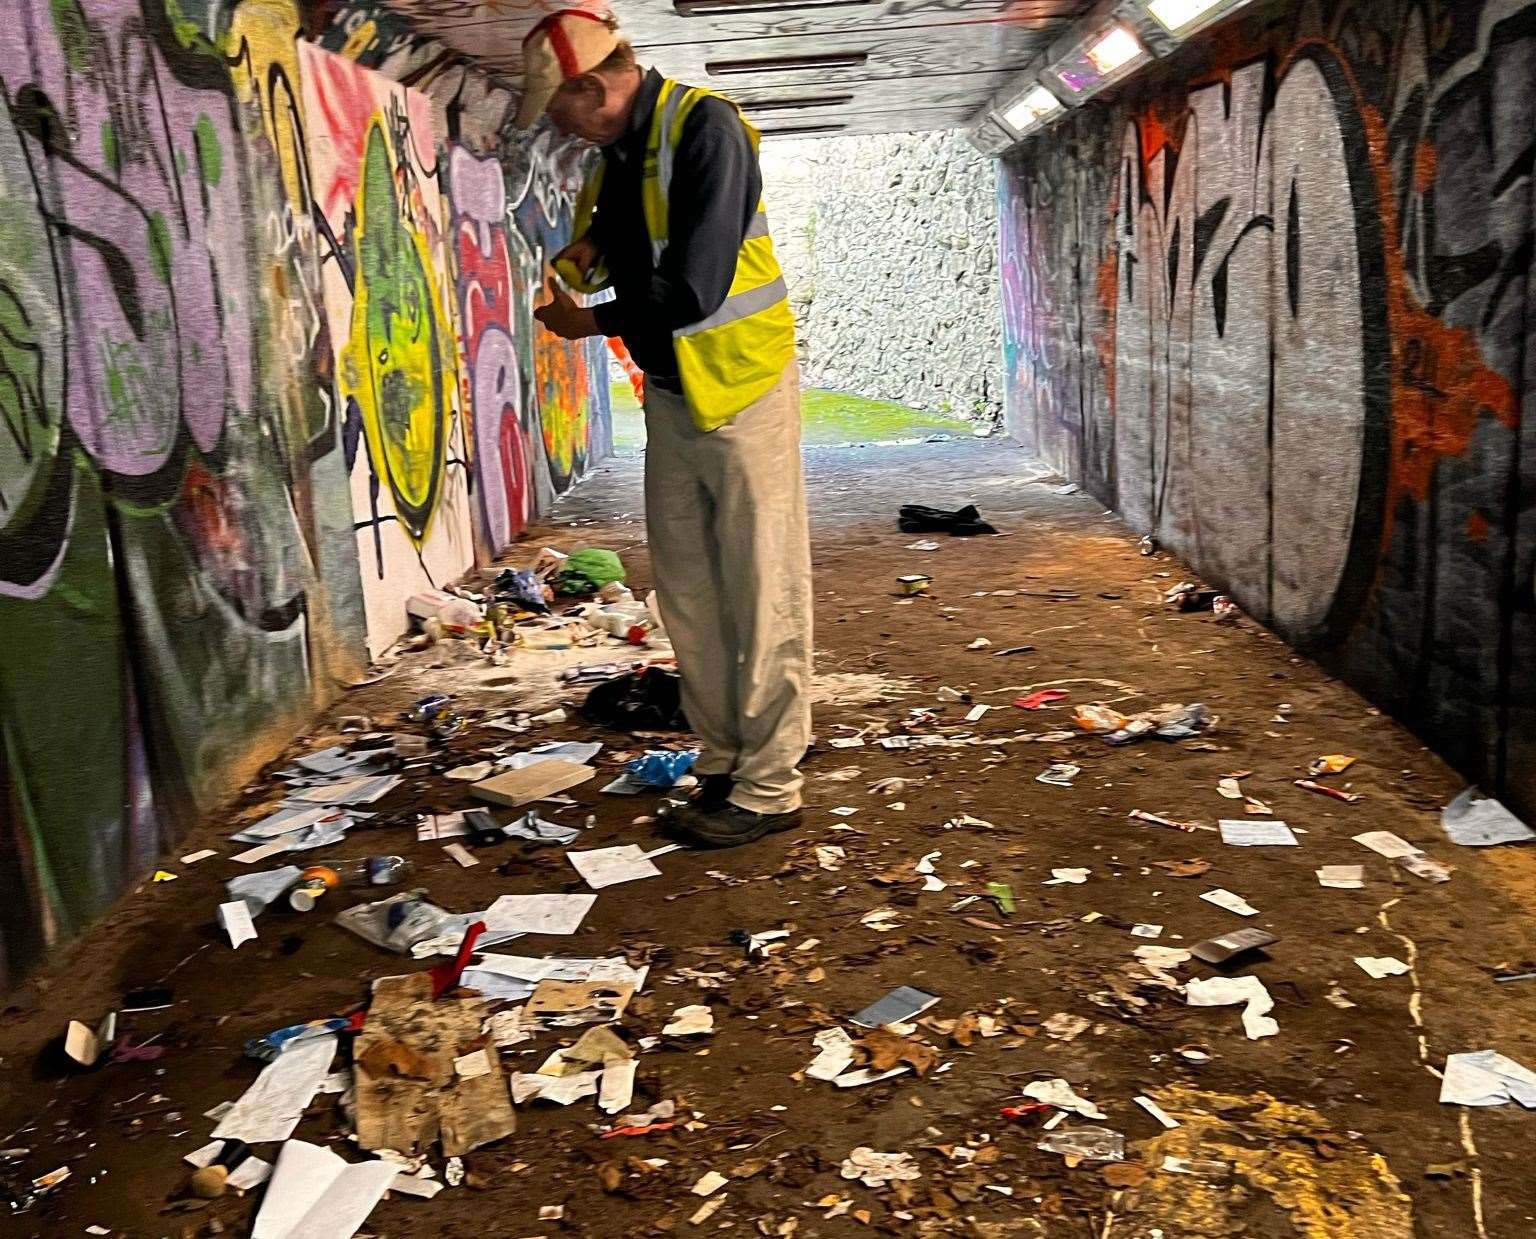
998, 0, 1535, 818
0, 0, 609, 985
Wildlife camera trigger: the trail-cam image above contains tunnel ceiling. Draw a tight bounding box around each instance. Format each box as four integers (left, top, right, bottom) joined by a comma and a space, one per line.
378, 0, 1094, 137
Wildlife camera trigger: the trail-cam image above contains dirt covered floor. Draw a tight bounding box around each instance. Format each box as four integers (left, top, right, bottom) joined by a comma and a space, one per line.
3, 437, 1535, 1238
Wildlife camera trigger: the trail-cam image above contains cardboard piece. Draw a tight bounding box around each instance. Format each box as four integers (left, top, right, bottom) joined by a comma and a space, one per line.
470, 760, 594, 808
353, 973, 514, 1157
524, 979, 636, 1028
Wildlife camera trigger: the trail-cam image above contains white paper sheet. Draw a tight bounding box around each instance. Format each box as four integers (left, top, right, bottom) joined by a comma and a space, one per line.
1316, 865, 1365, 889
1442, 789, 1536, 847
460, 953, 646, 1002
481, 893, 597, 936
1219, 820, 1298, 847
806, 1028, 857, 1082
1200, 888, 1259, 917
218, 901, 258, 948
1185, 975, 1278, 1039
251, 1140, 399, 1239
1354, 956, 1410, 979
1021, 1078, 1106, 1119
213, 1035, 336, 1144
1353, 830, 1422, 859
511, 1069, 601, 1105
1439, 1050, 1536, 1108
567, 845, 662, 890
599, 1060, 637, 1114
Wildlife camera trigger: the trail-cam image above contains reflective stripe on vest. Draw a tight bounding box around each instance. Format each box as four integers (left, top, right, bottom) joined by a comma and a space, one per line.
644, 78, 797, 431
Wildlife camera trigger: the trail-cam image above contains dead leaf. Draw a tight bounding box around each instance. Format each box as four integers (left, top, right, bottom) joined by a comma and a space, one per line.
1102, 1163, 1147, 1189
1152, 858, 1211, 879
596, 1162, 625, 1193
860, 1028, 939, 1076
948, 1012, 980, 1047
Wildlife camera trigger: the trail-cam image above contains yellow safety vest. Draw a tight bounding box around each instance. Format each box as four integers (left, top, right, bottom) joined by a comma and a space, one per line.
556, 78, 797, 432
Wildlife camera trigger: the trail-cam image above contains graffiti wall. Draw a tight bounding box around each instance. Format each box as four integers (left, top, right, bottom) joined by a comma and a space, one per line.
998, 0, 1535, 818
0, 0, 609, 985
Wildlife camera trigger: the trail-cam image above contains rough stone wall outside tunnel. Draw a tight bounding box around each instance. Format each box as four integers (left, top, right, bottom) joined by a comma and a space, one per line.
0, 0, 609, 986
998, 0, 1536, 821
760, 131, 1003, 424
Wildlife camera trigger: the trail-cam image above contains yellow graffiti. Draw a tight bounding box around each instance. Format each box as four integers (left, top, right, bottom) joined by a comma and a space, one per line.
225, 0, 310, 213
339, 118, 454, 546
1128, 1085, 1415, 1238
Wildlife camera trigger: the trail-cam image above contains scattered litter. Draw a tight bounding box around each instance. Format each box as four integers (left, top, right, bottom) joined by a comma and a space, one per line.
512, 1070, 600, 1105
840, 1147, 922, 1187
986, 881, 1016, 913
1295, 779, 1361, 803
663, 1005, 715, 1036
1200, 888, 1259, 917
1042, 1013, 1091, 1042
180, 849, 218, 865
1309, 754, 1357, 776
213, 1034, 336, 1144
964, 704, 993, 722
1045, 868, 1090, 885
1316, 865, 1365, 889
1037, 1129, 1124, 1162
568, 844, 664, 889
1021, 1078, 1106, 1119
1134, 1096, 1180, 1129
806, 1028, 858, 1081
852, 986, 939, 1029
1398, 854, 1454, 883
896, 574, 932, 596
691, 1170, 729, 1196
1185, 975, 1278, 1039
1192, 928, 1277, 965
217, 900, 258, 949
1354, 830, 1421, 859
906, 539, 941, 552
859, 907, 904, 932
1441, 788, 1536, 848
1037, 763, 1082, 787
1218, 820, 1298, 847
1134, 945, 1192, 970
248, 1141, 398, 1239
1132, 810, 1211, 835
443, 842, 478, 868
815, 845, 847, 871
1016, 689, 1070, 710
1355, 956, 1410, 979
898, 502, 997, 536
1438, 1051, 1536, 1108
1131, 923, 1163, 939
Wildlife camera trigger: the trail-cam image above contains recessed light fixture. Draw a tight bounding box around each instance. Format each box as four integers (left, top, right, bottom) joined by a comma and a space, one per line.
676, 0, 872, 14
1050, 23, 1148, 97
706, 51, 869, 75
759, 122, 847, 137
1142, 0, 1250, 35
739, 94, 855, 114
999, 83, 1064, 135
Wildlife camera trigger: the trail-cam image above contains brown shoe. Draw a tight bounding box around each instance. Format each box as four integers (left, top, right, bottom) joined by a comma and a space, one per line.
665, 801, 803, 848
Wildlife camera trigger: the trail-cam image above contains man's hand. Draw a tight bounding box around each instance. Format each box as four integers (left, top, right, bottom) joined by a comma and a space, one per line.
534, 276, 599, 341
554, 236, 601, 279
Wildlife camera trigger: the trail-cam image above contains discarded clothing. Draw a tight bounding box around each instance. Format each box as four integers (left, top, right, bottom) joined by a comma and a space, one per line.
581, 667, 689, 732
897, 503, 998, 537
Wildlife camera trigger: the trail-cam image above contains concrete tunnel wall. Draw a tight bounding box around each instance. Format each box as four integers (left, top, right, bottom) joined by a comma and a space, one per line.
0, 0, 611, 986
998, 0, 1536, 823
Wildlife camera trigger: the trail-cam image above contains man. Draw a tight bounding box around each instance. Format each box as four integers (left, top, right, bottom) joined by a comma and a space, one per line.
522, 11, 812, 848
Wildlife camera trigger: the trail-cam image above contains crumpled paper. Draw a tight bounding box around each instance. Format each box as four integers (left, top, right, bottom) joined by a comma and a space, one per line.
1185, 975, 1278, 1040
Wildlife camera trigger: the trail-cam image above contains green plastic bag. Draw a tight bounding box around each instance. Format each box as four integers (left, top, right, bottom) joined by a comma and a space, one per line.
556, 548, 626, 595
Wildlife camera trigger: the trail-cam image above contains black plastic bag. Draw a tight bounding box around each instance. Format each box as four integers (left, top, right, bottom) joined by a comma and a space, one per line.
581, 667, 689, 731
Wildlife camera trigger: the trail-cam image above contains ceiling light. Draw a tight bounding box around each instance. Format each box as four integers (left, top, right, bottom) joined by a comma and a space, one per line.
706, 51, 868, 75
1143, 0, 1248, 35
759, 123, 847, 137
1000, 84, 1063, 135
1050, 23, 1148, 97
739, 94, 854, 114
676, 0, 872, 14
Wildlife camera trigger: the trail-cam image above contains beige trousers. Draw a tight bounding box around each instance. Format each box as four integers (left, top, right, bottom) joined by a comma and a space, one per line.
643, 365, 813, 813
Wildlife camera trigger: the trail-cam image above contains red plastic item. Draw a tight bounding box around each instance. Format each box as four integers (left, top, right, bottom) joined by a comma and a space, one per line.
1000, 1103, 1052, 1123
1014, 689, 1070, 710
599, 1121, 677, 1139
429, 920, 486, 999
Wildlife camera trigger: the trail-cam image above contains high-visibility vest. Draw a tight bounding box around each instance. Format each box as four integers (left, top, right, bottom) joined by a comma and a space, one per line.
556, 77, 797, 432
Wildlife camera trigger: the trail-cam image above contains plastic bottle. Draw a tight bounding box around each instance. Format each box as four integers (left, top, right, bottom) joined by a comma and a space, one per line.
302, 856, 413, 891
